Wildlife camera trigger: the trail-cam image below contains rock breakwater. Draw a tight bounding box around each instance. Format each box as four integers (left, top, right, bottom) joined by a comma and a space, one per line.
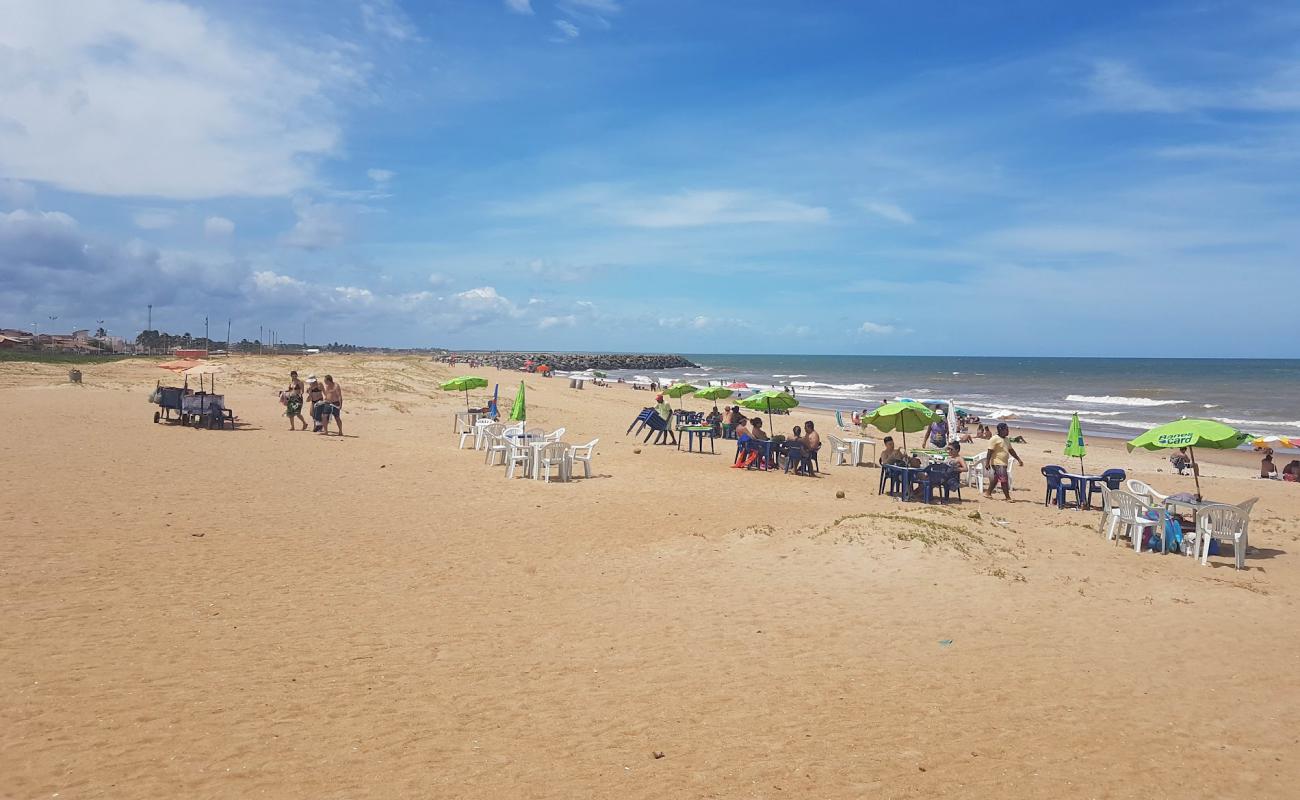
435, 352, 697, 372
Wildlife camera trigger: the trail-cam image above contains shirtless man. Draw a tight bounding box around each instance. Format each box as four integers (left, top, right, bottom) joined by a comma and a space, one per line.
319, 374, 344, 435
802, 419, 821, 467
286, 370, 307, 431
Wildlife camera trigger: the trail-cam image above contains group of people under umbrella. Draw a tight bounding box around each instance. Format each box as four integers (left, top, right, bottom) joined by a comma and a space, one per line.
443, 373, 1261, 503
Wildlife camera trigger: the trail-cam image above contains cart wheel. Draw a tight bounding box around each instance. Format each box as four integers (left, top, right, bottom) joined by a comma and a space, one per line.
154, 411, 160, 423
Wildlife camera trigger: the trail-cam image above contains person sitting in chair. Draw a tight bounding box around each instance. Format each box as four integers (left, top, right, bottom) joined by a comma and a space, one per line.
1170, 447, 1195, 475
880, 436, 906, 466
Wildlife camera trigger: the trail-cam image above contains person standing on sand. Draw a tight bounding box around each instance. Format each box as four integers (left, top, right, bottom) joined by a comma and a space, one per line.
304, 375, 325, 431
983, 422, 1023, 501
285, 370, 308, 431
319, 375, 344, 435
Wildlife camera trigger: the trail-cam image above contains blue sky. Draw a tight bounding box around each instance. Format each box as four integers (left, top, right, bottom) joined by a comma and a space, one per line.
1, 0, 1298, 356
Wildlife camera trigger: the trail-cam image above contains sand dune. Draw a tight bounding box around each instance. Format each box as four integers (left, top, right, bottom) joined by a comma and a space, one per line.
2, 355, 1298, 798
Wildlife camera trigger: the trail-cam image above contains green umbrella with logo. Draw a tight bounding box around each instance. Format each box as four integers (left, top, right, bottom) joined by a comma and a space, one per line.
694, 386, 733, 401
440, 375, 489, 406
738, 389, 799, 429
1064, 412, 1086, 474
861, 400, 935, 450
664, 382, 698, 408
1126, 418, 1252, 499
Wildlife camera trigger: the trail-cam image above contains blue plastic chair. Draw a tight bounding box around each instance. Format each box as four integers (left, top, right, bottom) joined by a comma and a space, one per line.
925, 463, 961, 503
1100, 468, 1126, 489
1042, 465, 1073, 508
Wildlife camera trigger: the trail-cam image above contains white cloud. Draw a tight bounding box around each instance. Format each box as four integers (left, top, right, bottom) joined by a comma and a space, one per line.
563, 0, 620, 11
367, 168, 395, 184
361, 0, 419, 41
251, 270, 306, 293
859, 321, 895, 335
453, 286, 522, 318
0, 0, 354, 199
0, 179, 36, 209
203, 216, 235, 238
538, 314, 577, 329
862, 200, 915, 225
428, 272, 451, 288
133, 209, 177, 230
498, 185, 830, 228
1082, 59, 1300, 114
553, 20, 580, 40
280, 200, 348, 249
504, 0, 534, 14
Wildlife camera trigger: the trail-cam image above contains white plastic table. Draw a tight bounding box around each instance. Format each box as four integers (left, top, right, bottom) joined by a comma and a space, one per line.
843, 437, 877, 466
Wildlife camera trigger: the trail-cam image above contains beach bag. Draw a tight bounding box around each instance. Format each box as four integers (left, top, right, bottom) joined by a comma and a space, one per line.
1144, 528, 1163, 552
1164, 517, 1183, 554
148, 388, 161, 404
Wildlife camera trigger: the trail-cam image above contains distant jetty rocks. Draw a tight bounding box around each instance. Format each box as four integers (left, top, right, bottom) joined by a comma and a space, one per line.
434, 352, 698, 372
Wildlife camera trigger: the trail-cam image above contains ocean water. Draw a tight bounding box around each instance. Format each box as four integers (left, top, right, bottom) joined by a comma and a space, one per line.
591, 355, 1300, 442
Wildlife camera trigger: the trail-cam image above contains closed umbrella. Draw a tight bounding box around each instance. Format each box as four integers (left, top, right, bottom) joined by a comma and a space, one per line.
509, 380, 527, 425
738, 389, 799, 429
1065, 412, 1086, 473
440, 375, 489, 406
862, 400, 935, 451
1126, 418, 1253, 499
664, 382, 698, 408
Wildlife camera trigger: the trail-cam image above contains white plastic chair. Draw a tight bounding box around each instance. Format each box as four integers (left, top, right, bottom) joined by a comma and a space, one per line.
1126, 479, 1168, 506
456, 415, 477, 449
1107, 490, 1160, 552
473, 419, 495, 450
1195, 504, 1250, 569
536, 442, 570, 482
1095, 484, 1122, 535
505, 441, 533, 479
826, 434, 851, 467
483, 424, 512, 466
967, 452, 987, 493
544, 427, 567, 442
568, 439, 598, 478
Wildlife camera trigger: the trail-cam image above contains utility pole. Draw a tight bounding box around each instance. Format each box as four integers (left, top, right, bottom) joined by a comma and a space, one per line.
302, 321, 306, 350
259, 325, 263, 355
204, 316, 209, 349
226, 318, 231, 353
147, 304, 152, 331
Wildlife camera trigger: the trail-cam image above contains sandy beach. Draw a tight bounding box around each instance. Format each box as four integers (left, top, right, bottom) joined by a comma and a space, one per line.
3, 354, 1299, 799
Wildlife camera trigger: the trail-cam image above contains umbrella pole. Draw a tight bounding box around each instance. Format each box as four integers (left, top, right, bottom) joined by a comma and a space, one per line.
1190, 447, 1202, 500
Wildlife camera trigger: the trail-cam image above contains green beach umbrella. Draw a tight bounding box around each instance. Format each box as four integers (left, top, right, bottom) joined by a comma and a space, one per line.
1065, 412, 1086, 474
739, 389, 799, 429
862, 400, 936, 450
664, 382, 698, 408
440, 375, 489, 406
592, 371, 607, 378
508, 380, 526, 424
1126, 418, 1252, 499
694, 386, 733, 401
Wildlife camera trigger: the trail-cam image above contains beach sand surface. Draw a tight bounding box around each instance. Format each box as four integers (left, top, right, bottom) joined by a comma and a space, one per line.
3, 355, 1299, 799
